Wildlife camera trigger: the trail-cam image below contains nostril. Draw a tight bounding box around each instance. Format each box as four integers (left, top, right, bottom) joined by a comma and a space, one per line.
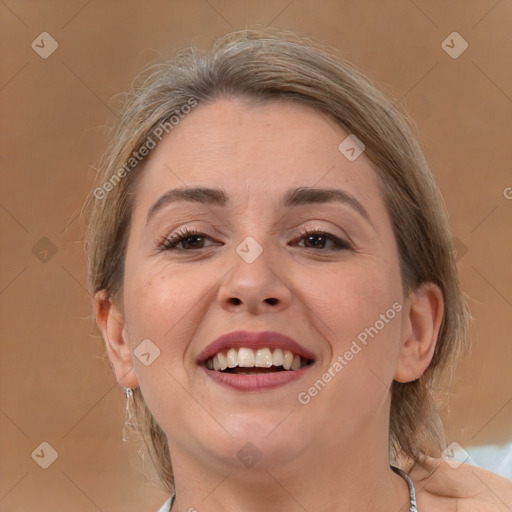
226, 297, 279, 307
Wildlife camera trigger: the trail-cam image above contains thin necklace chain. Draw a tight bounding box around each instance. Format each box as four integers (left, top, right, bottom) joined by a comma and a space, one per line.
391, 465, 418, 512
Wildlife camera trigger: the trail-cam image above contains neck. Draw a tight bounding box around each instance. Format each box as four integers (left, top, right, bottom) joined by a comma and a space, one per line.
170, 425, 410, 512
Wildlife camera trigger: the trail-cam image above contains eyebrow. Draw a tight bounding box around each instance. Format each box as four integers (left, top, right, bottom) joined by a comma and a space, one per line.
145, 186, 373, 227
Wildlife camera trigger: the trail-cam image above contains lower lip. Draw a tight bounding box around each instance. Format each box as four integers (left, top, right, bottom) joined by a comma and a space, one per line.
202, 365, 313, 391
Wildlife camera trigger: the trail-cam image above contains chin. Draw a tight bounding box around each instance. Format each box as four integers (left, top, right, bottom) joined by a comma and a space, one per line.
200, 410, 309, 469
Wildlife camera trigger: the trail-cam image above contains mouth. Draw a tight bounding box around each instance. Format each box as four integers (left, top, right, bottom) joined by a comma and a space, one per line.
205, 347, 313, 374
198, 330, 316, 391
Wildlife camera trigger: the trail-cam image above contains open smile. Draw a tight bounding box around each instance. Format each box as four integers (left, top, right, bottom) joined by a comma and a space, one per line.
198, 330, 316, 391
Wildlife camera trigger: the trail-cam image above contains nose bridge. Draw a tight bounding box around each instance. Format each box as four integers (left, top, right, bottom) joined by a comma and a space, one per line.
217, 232, 292, 313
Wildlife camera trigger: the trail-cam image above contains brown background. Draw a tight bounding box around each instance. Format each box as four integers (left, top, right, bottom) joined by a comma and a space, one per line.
1, 1, 511, 510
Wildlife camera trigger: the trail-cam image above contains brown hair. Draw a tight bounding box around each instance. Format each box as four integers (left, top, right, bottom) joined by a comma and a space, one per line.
85, 28, 470, 492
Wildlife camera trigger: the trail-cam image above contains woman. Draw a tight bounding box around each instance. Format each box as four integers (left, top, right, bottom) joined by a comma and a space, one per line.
86, 29, 512, 511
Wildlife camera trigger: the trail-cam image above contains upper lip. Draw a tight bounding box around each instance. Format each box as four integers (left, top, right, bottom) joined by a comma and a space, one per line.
196, 330, 317, 364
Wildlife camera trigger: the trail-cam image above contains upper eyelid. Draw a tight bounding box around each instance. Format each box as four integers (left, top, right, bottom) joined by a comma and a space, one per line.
162, 225, 347, 240
161, 217, 352, 237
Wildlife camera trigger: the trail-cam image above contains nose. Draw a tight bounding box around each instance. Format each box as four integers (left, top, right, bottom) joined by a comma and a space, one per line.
217, 241, 293, 315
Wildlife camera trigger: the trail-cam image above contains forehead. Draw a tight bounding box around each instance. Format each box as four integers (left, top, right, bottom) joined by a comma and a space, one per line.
132, 97, 383, 213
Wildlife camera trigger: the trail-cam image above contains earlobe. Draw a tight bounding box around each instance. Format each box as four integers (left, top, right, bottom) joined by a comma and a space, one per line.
94, 290, 139, 389
394, 283, 444, 383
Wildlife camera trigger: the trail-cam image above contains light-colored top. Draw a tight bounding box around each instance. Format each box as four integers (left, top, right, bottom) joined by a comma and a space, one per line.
157, 497, 173, 512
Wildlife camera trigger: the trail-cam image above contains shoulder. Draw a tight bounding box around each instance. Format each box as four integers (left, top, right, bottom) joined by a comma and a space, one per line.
408, 456, 512, 512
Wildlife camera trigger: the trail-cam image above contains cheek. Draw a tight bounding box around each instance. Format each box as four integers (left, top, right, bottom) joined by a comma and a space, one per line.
124, 266, 205, 340
298, 262, 401, 343
121, 266, 214, 423
300, 260, 404, 395
122, 264, 213, 392
292, 262, 403, 436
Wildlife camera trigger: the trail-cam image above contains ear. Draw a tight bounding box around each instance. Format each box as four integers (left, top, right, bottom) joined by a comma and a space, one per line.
394, 282, 444, 383
94, 290, 138, 389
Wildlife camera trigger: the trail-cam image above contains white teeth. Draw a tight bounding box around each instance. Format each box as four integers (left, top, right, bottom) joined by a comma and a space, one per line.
218, 352, 228, 371
238, 347, 256, 367
272, 348, 283, 366
226, 348, 238, 368
205, 347, 311, 372
255, 348, 273, 368
282, 350, 294, 370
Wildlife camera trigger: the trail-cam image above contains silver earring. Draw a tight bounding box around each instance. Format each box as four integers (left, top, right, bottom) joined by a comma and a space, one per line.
122, 387, 134, 441
124, 387, 134, 422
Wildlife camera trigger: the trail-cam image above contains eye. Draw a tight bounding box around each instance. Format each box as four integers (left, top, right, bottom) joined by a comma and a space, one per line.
159, 228, 220, 251
292, 227, 352, 251
158, 226, 352, 252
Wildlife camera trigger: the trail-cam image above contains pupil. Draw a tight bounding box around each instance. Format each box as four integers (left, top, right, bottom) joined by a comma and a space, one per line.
307, 235, 324, 248
185, 236, 202, 248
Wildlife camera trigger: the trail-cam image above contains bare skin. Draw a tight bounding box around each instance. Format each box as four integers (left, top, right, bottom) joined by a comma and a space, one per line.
410, 456, 512, 511
95, 98, 511, 511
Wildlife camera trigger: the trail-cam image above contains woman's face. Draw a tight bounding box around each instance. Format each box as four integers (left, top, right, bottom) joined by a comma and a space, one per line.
117, 98, 412, 470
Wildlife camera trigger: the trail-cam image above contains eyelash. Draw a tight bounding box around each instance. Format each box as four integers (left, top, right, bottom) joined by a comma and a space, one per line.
158, 226, 352, 252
